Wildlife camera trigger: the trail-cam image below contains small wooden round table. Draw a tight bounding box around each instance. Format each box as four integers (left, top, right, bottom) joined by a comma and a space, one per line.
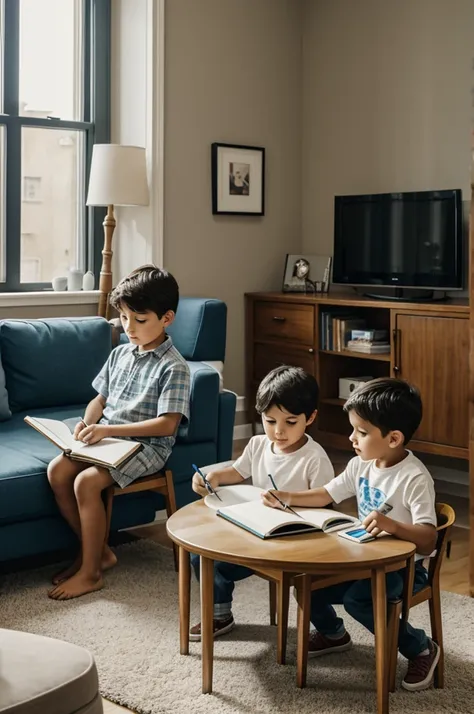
167, 501, 416, 714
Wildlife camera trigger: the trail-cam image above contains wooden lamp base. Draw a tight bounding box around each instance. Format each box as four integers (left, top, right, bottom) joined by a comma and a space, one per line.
98, 204, 116, 319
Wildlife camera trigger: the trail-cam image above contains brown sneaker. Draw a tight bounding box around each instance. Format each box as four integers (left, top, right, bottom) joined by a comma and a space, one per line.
189, 615, 235, 642
308, 630, 352, 658
402, 640, 440, 691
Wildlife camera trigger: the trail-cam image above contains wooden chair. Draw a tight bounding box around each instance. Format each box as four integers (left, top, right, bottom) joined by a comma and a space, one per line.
252, 569, 294, 664
104, 469, 179, 571
387, 502, 455, 692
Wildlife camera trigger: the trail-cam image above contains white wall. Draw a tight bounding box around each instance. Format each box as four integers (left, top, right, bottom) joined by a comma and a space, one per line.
302, 0, 473, 256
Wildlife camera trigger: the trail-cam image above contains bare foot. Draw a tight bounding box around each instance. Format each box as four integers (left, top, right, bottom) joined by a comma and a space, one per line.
52, 555, 81, 585
102, 545, 117, 572
48, 570, 104, 600
51, 546, 116, 585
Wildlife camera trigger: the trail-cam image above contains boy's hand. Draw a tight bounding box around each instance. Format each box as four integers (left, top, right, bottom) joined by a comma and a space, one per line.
192, 471, 219, 498
362, 510, 393, 537
77, 423, 110, 445
73, 420, 87, 440
261, 489, 289, 510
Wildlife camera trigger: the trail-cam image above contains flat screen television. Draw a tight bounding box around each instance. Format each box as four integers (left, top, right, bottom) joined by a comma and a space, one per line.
332, 189, 463, 291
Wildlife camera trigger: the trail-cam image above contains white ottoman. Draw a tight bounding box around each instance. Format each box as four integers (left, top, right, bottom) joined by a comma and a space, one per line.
0, 629, 103, 713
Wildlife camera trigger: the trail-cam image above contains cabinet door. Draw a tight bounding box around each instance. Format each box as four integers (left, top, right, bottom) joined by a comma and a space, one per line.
395, 313, 468, 447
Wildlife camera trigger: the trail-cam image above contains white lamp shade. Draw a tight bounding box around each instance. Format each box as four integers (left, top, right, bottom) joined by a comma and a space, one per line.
86, 144, 150, 207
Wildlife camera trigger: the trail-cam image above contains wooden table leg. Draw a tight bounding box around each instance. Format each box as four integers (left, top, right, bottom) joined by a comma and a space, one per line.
179, 547, 190, 655
295, 574, 311, 688
201, 556, 214, 694
372, 568, 389, 714
277, 572, 291, 665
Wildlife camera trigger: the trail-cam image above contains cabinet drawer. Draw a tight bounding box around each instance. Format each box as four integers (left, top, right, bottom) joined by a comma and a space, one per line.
254, 302, 314, 345
254, 343, 315, 382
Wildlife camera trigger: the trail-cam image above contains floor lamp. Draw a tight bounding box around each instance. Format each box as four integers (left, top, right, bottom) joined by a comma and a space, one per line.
86, 144, 150, 319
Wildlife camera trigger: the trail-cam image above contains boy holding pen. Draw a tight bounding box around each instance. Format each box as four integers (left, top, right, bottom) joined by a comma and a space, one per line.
262, 377, 439, 692
190, 365, 334, 640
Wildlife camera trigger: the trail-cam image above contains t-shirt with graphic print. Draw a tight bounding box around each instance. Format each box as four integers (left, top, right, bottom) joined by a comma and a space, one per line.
325, 450, 436, 558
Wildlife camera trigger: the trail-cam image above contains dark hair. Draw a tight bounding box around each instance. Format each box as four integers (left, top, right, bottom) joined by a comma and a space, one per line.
343, 377, 422, 445
255, 366, 319, 419
109, 264, 179, 318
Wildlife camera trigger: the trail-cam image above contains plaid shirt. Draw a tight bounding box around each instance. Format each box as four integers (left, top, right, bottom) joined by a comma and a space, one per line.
92, 335, 190, 461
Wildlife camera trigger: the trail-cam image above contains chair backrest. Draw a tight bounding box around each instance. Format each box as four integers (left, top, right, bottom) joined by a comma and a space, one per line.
427, 502, 456, 584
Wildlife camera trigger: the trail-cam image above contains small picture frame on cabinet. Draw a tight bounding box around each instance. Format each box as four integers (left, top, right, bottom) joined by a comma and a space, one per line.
282, 254, 332, 293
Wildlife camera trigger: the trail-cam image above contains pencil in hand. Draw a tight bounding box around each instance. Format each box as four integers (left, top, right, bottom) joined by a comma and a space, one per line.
267, 474, 302, 518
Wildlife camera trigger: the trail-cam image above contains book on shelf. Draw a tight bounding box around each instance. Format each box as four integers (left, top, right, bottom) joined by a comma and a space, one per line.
346, 340, 390, 354
24, 416, 142, 469
207, 485, 360, 538
351, 329, 388, 342
320, 313, 366, 351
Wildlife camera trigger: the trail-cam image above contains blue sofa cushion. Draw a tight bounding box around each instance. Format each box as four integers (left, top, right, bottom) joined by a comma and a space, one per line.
0, 350, 11, 422
167, 298, 227, 362
0, 317, 112, 412
0, 405, 88, 524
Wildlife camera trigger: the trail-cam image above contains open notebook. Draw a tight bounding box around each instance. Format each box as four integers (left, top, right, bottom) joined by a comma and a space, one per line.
205, 484, 360, 538
204, 483, 265, 510
24, 416, 142, 470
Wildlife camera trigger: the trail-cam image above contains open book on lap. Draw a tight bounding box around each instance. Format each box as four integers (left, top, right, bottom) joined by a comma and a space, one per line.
24, 416, 142, 470
212, 493, 360, 539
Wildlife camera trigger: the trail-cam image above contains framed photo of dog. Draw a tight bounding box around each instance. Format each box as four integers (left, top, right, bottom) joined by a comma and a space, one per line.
211, 143, 265, 215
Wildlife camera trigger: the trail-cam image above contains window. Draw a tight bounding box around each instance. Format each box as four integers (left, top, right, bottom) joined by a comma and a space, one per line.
0, 0, 110, 291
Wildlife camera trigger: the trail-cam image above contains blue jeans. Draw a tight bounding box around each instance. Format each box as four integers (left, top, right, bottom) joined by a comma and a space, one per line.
191, 553, 253, 618
310, 562, 429, 660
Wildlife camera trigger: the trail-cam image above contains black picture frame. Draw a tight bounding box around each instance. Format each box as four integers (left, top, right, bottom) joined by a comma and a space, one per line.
211, 142, 265, 215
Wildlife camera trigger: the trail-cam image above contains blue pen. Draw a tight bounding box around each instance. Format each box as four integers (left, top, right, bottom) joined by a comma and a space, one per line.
267, 474, 302, 518
192, 463, 222, 501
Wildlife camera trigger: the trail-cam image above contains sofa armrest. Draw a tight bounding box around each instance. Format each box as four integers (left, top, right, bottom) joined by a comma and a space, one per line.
177, 362, 220, 443
216, 389, 237, 461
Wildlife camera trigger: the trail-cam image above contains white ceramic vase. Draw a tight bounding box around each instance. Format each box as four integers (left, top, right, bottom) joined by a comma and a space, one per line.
82, 270, 95, 290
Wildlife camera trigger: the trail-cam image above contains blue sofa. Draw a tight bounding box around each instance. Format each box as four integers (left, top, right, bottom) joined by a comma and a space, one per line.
0, 298, 236, 563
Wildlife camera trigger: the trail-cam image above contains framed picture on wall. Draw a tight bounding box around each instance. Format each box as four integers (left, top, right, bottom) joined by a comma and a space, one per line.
211, 142, 265, 215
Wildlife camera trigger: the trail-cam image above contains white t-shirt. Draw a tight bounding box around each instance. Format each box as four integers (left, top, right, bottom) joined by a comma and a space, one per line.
233, 434, 334, 491
325, 451, 436, 557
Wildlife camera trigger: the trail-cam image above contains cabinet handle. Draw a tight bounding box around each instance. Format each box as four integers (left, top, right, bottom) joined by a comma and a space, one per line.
308, 348, 315, 354
393, 328, 401, 375
272, 316, 286, 322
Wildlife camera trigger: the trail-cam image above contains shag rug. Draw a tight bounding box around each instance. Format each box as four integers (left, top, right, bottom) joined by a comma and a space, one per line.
1, 540, 473, 714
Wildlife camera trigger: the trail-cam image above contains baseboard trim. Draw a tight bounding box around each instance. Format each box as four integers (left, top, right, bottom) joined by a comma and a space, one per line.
233, 423, 253, 440
236, 396, 245, 413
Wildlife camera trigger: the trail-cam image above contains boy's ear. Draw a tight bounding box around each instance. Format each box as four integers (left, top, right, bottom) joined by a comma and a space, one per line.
162, 310, 176, 327
306, 409, 318, 426
388, 430, 404, 449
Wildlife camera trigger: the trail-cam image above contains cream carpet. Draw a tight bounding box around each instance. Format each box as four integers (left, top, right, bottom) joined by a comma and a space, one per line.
1, 540, 473, 714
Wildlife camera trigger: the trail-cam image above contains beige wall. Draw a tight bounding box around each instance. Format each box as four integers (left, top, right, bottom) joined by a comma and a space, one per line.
163, 0, 303, 394
301, 0, 473, 257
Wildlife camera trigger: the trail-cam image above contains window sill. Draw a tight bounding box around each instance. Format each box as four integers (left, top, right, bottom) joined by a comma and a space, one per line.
0, 290, 100, 308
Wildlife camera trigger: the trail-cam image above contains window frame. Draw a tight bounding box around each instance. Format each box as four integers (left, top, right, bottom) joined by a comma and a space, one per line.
0, 0, 110, 292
